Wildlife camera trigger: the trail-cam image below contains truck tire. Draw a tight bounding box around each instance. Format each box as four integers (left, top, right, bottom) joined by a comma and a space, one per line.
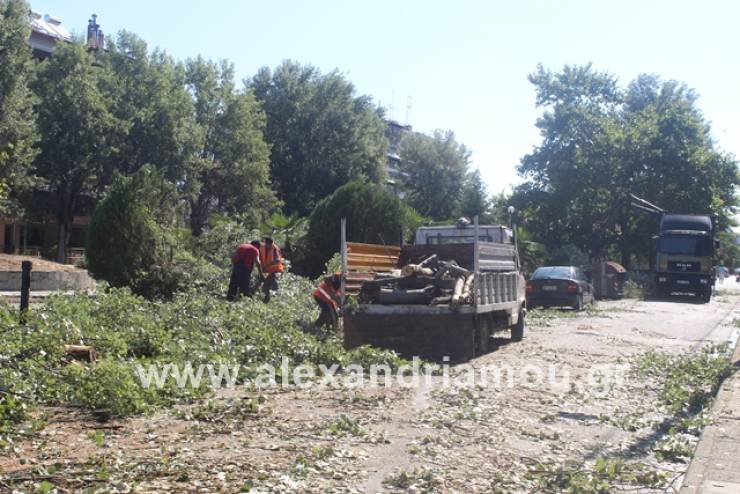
701, 287, 712, 303
476, 323, 490, 355
511, 309, 524, 342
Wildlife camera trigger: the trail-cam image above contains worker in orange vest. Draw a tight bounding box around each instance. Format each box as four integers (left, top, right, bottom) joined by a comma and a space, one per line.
259, 237, 283, 303
313, 272, 342, 331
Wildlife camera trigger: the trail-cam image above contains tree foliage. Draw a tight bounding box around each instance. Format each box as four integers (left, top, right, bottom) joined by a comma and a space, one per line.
86, 166, 177, 294
513, 64, 738, 267
102, 32, 200, 184
86, 166, 214, 299
399, 129, 470, 221
186, 57, 276, 235
0, 0, 38, 213
459, 169, 494, 222
304, 180, 413, 277
249, 60, 388, 215
33, 42, 122, 262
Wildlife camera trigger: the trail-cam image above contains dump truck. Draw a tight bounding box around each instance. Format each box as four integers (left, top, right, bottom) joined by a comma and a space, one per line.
654, 214, 716, 302
341, 218, 527, 361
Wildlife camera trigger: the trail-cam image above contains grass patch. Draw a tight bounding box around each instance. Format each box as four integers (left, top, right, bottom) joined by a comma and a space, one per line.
526, 457, 668, 494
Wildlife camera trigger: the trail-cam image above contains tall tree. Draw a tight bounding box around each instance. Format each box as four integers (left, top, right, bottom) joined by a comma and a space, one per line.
0, 0, 37, 213
514, 64, 738, 267
458, 169, 493, 222
399, 129, 470, 220
248, 60, 388, 215
33, 43, 122, 262
102, 31, 201, 186
186, 57, 275, 235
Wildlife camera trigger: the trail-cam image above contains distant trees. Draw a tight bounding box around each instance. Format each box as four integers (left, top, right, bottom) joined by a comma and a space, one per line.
249, 61, 388, 216
513, 64, 738, 267
399, 129, 472, 221
0, 0, 38, 213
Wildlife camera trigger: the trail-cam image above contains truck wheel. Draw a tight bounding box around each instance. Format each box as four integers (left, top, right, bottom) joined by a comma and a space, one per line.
476, 323, 490, 355
701, 287, 712, 303
511, 309, 524, 342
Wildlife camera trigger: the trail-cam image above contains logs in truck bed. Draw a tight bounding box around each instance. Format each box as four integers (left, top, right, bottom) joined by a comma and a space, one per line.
358, 256, 474, 306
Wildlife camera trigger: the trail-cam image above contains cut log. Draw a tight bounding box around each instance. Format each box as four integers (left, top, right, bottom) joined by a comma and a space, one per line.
401, 264, 435, 277
461, 274, 475, 303
398, 276, 436, 290
451, 276, 465, 305
64, 345, 98, 362
430, 295, 452, 305
378, 286, 435, 305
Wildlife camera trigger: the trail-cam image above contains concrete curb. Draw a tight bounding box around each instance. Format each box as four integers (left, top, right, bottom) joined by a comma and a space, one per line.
679, 308, 740, 494
0, 270, 95, 291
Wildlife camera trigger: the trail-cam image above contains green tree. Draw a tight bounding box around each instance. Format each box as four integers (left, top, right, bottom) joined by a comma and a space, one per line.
102, 32, 200, 185
514, 64, 738, 268
0, 0, 37, 213
186, 57, 276, 235
33, 42, 122, 262
303, 180, 412, 277
399, 129, 470, 220
458, 169, 493, 222
249, 60, 388, 215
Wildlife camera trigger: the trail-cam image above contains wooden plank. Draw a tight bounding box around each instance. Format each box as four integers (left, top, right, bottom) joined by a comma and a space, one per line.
346, 264, 397, 273
347, 242, 401, 256
347, 255, 398, 265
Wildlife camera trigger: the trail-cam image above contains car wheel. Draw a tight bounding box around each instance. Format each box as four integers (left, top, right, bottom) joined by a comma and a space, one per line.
574, 295, 584, 311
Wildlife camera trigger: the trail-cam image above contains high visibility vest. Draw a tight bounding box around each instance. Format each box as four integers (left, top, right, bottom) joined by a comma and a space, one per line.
260, 245, 283, 274
313, 280, 340, 309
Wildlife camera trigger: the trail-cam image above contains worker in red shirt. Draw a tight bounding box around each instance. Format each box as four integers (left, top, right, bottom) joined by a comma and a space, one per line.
227, 240, 263, 301
313, 272, 343, 331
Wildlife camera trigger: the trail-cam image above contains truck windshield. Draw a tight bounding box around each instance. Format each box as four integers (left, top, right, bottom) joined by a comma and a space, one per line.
658, 236, 712, 256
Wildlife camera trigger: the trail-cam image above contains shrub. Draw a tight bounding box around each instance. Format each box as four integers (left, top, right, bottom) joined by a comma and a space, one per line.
86, 166, 187, 299
303, 180, 415, 277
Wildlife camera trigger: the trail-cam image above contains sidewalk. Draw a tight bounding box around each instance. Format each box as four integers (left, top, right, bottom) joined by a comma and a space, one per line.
680, 339, 740, 494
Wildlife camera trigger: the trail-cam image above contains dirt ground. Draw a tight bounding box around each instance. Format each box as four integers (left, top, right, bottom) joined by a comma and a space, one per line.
1, 284, 738, 493
0, 254, 81, 273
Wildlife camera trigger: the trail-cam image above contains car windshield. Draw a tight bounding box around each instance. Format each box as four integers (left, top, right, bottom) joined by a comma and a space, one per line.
659, 236, 712, 256
532, 267, 573, 280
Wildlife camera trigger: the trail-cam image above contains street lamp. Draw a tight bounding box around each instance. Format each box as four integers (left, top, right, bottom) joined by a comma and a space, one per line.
507, 206, 515, 228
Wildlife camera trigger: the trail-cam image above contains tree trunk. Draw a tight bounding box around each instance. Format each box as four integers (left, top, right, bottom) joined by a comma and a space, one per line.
56, 193, 75, 264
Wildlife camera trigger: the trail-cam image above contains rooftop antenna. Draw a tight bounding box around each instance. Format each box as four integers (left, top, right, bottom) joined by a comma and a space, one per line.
405, 96, 413, 125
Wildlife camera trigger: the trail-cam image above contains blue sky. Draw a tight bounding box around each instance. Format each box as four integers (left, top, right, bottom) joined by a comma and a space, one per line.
33, 0, 740, 195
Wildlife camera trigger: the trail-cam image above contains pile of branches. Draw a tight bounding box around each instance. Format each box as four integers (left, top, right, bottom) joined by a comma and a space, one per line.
358, 255, 474, 306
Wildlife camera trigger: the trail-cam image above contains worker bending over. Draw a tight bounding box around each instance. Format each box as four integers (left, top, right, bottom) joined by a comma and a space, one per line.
259, 237, 283, 303
227, 240, 263, 301
313, 273, 342, 331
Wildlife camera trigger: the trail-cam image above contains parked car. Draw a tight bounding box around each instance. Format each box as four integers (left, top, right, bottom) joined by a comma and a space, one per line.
526, 266, 594, 311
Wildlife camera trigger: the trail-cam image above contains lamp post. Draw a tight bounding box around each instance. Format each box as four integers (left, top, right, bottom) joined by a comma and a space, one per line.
507, 206, 515, 228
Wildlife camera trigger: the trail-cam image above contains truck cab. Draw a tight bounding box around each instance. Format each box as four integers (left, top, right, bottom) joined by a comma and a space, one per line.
655, 214, 715, 301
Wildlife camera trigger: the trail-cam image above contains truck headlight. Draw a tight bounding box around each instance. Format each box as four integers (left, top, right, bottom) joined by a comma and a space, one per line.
700, 279, 708, 284
658, 277, 667, 282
